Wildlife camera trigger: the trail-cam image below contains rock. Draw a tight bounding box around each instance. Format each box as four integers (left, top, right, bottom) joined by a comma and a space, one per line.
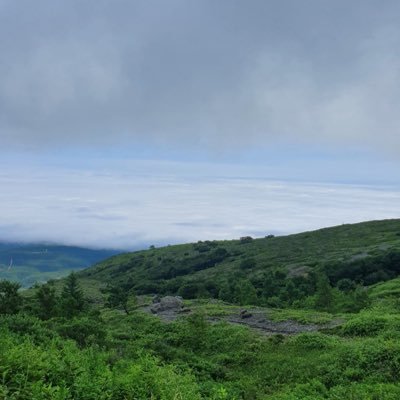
152, 295, 161, 304
150, 296, 183, 313
240, 309, 253, 319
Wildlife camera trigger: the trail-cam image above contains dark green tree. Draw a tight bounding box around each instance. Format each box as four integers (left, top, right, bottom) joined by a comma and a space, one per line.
280, 280, 302, 304
106, 285, 130, 314
351, 286, 371, 312
35, 284, 58, 319
235, 279, 259, 306
0, 280, 22, 315
337, 278, 356, 293
60, 273, 86, 318
239, 258, 257, 270
178, 283, 199, 299
218, 281, 234, 303
314, 274, 334, 312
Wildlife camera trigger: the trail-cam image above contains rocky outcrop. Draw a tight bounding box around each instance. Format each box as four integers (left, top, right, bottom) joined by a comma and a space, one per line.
150, 296, 183, 314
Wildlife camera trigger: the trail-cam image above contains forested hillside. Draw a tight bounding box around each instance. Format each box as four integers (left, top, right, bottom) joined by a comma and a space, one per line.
0, 243, 119, 287
79, 219, 400, 311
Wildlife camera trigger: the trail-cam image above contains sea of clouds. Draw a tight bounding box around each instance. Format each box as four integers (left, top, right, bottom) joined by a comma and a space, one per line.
1, 160, 399, 249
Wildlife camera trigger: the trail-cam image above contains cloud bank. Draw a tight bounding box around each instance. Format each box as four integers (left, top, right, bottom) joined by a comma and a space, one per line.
1, 160, 399, 248
1, 1, 400, 153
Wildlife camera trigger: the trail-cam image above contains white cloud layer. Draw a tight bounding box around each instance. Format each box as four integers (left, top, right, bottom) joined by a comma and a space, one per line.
1, 160, 399, 249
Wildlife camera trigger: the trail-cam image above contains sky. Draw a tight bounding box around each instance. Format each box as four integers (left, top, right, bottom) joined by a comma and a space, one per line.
1, 0, 400, 249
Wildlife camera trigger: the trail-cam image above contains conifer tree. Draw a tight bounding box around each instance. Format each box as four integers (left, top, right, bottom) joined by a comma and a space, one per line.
60, 272, 85, 318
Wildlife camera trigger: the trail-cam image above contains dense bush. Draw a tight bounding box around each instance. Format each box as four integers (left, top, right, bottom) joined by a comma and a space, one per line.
341, 314, 390, 336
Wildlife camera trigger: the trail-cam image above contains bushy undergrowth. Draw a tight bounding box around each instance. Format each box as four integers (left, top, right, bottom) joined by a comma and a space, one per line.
3, 304, 400, 399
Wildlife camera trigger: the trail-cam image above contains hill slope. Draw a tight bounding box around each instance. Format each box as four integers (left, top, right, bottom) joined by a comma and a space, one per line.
79, 219, 400, 302
0, 243, 120, 287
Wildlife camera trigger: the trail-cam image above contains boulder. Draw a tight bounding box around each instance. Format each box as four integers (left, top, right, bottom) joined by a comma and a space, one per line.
150, 296, 183, 313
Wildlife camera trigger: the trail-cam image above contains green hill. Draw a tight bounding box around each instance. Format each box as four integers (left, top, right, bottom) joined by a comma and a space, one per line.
78, 219, 400, 305
4, 219, 400, 399
0, 243, 120, 287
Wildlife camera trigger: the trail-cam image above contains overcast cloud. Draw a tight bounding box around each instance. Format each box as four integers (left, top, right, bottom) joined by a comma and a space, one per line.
1, 0, 400, 153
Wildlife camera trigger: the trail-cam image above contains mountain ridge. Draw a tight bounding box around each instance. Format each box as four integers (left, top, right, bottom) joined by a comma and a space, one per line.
76, 218, 400, 303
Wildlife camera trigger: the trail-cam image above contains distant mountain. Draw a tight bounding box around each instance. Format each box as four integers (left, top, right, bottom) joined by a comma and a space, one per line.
78, 219, 400, 300
0, 243, 120, 287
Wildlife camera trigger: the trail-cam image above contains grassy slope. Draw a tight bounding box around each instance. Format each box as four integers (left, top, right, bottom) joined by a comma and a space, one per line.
78, 219, 400, 294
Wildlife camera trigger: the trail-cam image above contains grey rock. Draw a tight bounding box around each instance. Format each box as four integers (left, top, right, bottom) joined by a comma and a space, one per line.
150, 296, 183, 313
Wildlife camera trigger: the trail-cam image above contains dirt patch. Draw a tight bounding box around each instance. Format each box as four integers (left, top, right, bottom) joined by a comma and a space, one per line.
140, 304, 341, 334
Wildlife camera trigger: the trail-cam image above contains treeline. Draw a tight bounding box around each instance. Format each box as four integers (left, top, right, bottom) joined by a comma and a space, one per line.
0, 273, 86, 320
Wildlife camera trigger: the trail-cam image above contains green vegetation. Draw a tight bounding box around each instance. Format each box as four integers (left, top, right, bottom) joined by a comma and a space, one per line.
2, 219, 400, 398
0, 243, 119, 287
79, 219, 400, 312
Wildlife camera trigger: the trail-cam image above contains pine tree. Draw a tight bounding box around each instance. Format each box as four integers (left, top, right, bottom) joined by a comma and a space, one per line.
60, 272, 86, 318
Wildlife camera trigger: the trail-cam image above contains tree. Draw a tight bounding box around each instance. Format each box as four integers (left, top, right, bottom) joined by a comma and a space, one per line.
0, 280, 22, 315
351, 286, 371, 312
314, 274, 334, 312
235, 279, 258, 306
337, 278, 356, 293
106, 285, 130, 314
218, 282, 234, 303
35, 284, 58, 319
240, 258, 256, 270
280, 280, 302, 304
60, 272, 86, 318
178, 283, 200, 299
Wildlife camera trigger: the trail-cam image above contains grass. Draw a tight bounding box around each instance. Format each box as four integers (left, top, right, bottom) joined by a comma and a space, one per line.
267, 308, 334, 325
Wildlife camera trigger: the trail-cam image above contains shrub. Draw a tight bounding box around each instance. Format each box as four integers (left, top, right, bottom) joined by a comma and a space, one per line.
53, 316, 108, 347
341, 315, 389, 336
290, 333, 338, 350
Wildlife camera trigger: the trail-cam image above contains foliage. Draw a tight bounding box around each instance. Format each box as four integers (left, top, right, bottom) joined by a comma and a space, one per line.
3, 219, 400, 397
75, 219, 400, 311
34, 283, 58, 319
60, 272, 86, 318
0, 279, 22, 314
314, 274, 334, 312
105, 284, 132, 314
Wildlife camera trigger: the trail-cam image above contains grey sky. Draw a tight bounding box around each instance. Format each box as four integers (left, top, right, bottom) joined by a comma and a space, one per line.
1, 0, 400, 153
